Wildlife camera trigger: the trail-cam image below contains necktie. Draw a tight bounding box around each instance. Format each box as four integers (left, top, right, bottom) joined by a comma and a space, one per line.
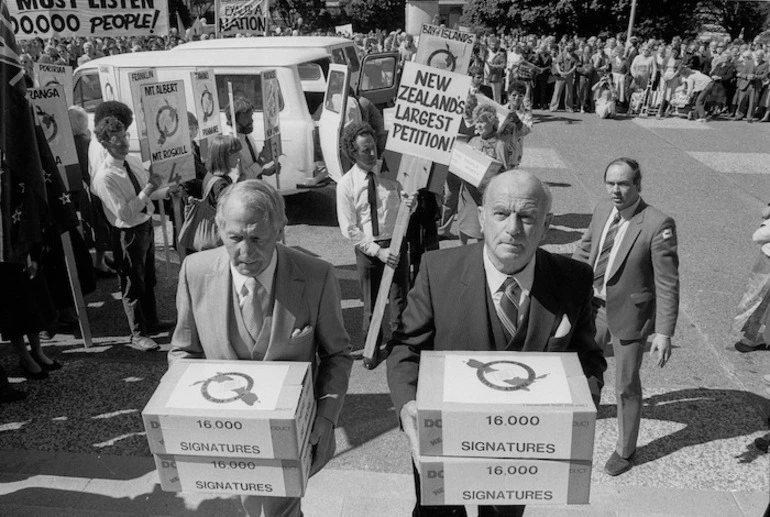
241, 277, 268, 343
367, 171, 379, 237
593, 212, 623, 290
498, 277, 522, 340
124, 160, 147, 214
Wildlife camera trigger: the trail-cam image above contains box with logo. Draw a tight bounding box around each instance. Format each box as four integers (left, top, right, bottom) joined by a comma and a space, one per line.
416, 352, 596, 460
419, 456, 592, 505
448, 141, 503, 189
143, 360, 315, 460
154, 435, 313, 496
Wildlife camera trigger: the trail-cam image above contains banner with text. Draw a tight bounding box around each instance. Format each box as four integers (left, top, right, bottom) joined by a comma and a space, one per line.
415, 24, 476, 75
260, 69, 281, 165
33, 63, 73, 106
141, 80, 195, 187
385, 61, 470, 165
8, 0, 169, 39
190, 69, 221, 141
215, 0, 267, 36
27, 85, 81, 191
125, 68, 156, 161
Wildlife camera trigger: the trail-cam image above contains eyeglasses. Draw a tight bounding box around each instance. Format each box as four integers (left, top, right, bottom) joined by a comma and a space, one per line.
108, 132, 130, 144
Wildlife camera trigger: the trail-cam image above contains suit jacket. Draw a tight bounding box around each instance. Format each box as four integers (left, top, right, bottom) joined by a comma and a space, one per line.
386, 244, 606, 415
736, 60, 756, 90
752, 61, 769, 89
573, 198, 679, 341
169, 245, 353, 426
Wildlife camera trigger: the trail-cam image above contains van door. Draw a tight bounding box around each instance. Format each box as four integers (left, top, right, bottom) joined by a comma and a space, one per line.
357, 52, 399, 108
318, 64, 349, 183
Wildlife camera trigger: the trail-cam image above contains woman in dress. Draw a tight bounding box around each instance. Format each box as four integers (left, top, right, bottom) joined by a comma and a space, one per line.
656, 47, 683, 118
733, 205, 770, 352
456, 104, 510, 245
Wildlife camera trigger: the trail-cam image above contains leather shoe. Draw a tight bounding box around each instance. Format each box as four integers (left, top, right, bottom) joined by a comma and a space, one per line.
39, 360, 62, 372
734, 341, 769, 353
604, 451, 635, 476
128, 335, 160, 352
148, 319, 175, 334
19, 361, 48, 380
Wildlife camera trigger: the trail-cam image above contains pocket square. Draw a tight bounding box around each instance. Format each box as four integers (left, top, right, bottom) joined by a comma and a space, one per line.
290, 325, 313, 340
554, 314, 572, 338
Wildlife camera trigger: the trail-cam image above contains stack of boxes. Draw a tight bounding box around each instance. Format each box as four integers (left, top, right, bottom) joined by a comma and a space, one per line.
415, 351, 596, 506
142, 359, 316, 497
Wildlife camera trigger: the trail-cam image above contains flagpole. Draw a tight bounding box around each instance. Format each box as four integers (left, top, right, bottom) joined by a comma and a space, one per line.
214, 0, 220, 39
264, 0, 269, 37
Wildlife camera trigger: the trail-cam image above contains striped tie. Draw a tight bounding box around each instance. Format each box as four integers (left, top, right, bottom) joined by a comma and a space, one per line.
593, 212, 623, 290
498, 277, 521, 340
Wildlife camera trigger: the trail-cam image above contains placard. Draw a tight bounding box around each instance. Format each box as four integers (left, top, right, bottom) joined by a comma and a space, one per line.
448, 141, 503, 188
215, 0, 267, 36
385, 61, 471, 165
335, 23, 353, 36
190, 69, 221, 140
33, 63, 73, 107
98, 64, 118, 102
141, 80, 195, 186
27, 86, 81, 191
7, 1, 169, 38
260, 69, 281, 164
415, 24, 476, 75
126, 68, 156, 161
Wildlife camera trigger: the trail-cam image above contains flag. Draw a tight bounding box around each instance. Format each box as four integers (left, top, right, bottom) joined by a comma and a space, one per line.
176, 10, 186, 33
1, 0, 47, 263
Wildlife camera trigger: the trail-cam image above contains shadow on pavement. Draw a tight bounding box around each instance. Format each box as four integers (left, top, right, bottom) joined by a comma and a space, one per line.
285, 188, 338, 228
598, 388, 770, 467
337, 393, 397, 450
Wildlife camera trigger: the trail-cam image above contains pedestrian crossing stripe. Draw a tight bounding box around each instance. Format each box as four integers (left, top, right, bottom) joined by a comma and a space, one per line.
632, 118, 713, 130
688, 152, 770, 175
519, 148, 567, 169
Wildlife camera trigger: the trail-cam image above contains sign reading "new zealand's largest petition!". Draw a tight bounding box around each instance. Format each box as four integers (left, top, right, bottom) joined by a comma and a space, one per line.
385, 61, 471, 165
8, 0, 169, 38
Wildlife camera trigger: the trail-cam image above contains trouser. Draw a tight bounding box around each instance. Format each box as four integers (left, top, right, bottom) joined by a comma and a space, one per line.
578, 75, 593, 110
114, 220, 158, 337
550, 75, 574, 111
240, 495, 302, 517
438, 173, 462, 236
490, 81, 504, 104
594, 302, 646, 458
411, 463, 525, 517
693, 83, 713, 119
355, 242, 409, 348
735, 85, 757, 119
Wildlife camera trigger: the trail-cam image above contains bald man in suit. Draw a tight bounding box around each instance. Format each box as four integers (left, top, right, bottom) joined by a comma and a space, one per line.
573, 157, 679, 477
388, 170, 606, 517
169, 180, 352, 517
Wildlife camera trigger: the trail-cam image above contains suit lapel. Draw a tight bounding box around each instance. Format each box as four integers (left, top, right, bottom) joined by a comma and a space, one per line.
265, 246, 303, 360
607, 199, 646, 281
208, 248, 238, 358
587, 202, 614, 266
460, 244, 504, 351
519, 249, 557, 351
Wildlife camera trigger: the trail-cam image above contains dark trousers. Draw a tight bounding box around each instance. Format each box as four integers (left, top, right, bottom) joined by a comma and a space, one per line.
411, 463, 525, 517
114, 220, 158, 337
355, 243, 409, 348
693, 82, 713, 119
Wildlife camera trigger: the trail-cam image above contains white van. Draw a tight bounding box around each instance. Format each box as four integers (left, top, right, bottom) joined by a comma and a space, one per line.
73, 44, 398, 194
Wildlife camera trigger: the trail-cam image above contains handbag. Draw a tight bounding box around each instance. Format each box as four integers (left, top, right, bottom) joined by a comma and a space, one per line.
177, 175, 225, 252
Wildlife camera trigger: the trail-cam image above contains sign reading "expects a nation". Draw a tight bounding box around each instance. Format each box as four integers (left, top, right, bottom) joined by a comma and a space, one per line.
385, 61, 471, 166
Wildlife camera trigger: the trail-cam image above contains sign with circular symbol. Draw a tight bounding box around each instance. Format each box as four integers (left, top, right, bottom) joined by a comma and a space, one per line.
43, 78, 62, 88
193, 372, 260, 406
156, 99, 180, 145
427, 47, 458, 72
34, 106, 58, 142
466, 359, 546, 392
200, 86, 215, 122
104, 82, 115, 101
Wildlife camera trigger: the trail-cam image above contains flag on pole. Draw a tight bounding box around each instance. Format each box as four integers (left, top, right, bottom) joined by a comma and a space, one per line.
176, 10, 186, 32
0, 0, 47, 263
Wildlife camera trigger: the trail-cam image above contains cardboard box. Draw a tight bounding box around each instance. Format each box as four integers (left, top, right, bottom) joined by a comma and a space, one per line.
419, 456, 592, 505
143, 360, 315, 460
416, 352, 596, 460
155, 436, 312, 496
448, 141, 503, 188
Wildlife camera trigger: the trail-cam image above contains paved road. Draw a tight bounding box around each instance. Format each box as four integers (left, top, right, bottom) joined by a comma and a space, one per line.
1, 111, 769, 516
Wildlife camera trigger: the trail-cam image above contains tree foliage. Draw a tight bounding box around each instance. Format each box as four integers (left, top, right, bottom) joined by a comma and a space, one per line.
459, 0, 767, 42
339, 0, 405, 33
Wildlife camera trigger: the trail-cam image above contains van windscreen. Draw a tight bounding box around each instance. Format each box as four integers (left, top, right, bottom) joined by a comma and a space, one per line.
215, 74, 285, 112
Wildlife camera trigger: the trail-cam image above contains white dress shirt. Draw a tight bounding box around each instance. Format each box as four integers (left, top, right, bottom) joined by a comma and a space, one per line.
231, 249, 277, 306
336, 163, 403, 257
91, 153, 154, 229
483, 246, 536, 328
593, 197, 641, 299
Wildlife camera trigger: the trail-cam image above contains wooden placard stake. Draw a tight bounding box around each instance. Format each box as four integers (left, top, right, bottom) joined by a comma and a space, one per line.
61, 232, 93, 348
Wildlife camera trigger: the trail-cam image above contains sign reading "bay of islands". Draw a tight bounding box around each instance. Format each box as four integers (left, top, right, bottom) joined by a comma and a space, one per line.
385, 62, 471, 166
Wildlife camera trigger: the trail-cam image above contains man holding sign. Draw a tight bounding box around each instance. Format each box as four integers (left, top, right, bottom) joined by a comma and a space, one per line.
91, 115, 175, 352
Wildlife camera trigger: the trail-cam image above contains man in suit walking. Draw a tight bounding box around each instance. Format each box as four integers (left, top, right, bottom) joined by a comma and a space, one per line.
169, 180, 353, 517
388, 170, 606, 517
573, 157, 679, 476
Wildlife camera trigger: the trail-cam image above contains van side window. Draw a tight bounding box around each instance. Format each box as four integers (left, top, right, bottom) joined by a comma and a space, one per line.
331, 48, 346, 65
360, 55, 397, 91
215, 74, 285, 112
73, 73, 103, 113
343, 46, 361, 72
